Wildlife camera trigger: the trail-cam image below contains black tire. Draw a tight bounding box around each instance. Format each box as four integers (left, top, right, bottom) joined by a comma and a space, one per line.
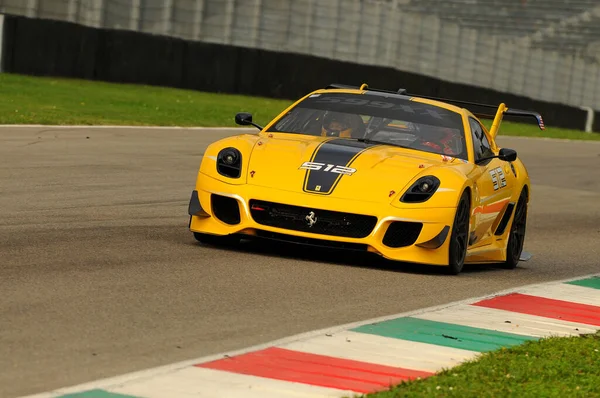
193, 232, 240, 246
446, 192, 471, 275
502, 190, 528, 269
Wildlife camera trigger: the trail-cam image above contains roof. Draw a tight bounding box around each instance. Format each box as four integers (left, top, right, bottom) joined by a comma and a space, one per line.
321, 84, 470, 114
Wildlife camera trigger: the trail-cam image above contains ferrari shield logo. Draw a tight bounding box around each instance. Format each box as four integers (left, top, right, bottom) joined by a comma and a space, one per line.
315, 185, 321, 191
305, 211, 318, 227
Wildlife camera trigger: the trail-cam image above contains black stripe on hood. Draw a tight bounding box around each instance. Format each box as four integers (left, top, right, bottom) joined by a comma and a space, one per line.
303, 139, 378, 195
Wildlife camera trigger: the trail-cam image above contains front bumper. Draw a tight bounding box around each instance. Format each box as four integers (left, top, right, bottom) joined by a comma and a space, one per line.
188, 173, 457, 266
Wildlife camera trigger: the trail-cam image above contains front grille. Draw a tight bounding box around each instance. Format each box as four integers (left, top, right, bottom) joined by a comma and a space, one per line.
382, 221, 423, 248
249, 199, 377, 238
211, 194, 241, 225
254, 230, 369, 251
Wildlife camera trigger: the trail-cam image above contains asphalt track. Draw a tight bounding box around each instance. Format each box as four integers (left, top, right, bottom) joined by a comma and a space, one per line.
1, 126, 599, 398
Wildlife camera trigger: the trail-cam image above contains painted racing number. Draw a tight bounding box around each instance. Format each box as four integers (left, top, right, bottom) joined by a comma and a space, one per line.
299, 161, 356, 175
489, 167, 507, 191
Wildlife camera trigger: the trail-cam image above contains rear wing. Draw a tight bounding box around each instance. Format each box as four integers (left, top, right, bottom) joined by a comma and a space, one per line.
324, 84, 546, 138
410, 95, 546, 138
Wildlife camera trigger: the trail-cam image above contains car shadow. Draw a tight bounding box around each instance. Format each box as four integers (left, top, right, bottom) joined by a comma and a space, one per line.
187, 235, 506, 276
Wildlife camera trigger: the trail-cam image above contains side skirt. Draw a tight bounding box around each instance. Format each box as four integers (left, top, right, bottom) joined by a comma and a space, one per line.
464, 246, 505, 264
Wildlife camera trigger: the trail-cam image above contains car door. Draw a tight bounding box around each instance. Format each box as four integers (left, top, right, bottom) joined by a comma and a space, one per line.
467, 118, 516, 248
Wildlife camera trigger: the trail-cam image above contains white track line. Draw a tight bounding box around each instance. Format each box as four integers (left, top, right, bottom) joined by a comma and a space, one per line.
0, 125, 598, 143
0, 124, 256, 130
21, 272, 600, 398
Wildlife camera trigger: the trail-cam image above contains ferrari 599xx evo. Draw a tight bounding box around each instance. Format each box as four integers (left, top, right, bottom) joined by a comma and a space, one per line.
187, 84, 544, 274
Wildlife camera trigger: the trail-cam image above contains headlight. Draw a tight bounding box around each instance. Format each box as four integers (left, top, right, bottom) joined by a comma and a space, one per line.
400, 176, 441, 203
217, 147, 242, 178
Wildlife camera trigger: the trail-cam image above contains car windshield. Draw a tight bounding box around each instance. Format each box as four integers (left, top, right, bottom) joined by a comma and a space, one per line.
267, 92, 467, 160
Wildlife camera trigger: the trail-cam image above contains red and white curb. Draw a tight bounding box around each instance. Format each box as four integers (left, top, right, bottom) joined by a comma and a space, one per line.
22, 273, 600, 398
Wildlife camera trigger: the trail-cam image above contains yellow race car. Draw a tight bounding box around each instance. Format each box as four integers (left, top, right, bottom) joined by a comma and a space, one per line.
188, 84, 545, 274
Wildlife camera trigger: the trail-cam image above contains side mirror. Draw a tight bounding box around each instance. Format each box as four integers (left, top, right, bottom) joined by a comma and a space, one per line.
475, 148, 518, 165
234, 112, 263, 130
498, 148, 517, 162
235, 112, 253, 126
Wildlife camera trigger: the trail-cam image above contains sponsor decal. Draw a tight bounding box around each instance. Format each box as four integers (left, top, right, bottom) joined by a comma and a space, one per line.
312, 96, 449, 120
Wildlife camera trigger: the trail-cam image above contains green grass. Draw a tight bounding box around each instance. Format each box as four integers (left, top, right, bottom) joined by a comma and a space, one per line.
481, 120, 600, 141
361, 332, 600, 398
0, 73, 291, 127
1, 73, 598, 140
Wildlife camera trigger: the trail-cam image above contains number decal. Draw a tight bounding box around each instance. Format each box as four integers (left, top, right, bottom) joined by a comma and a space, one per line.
490, 169, 499, 190
299, 162, 357, 175
499, 167, 507, 188
489, 167, 506, 191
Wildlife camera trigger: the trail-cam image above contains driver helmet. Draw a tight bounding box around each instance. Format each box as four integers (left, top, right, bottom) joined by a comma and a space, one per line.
321, 111, 354, 138
420, 127, 461, 155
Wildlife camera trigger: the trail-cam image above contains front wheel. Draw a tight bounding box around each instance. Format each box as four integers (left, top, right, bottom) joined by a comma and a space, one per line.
446, 192, 470, 275
502, 190, 528, 269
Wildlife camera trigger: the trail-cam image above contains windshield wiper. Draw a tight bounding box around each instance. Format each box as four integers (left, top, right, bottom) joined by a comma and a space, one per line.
355, 137, 411, 149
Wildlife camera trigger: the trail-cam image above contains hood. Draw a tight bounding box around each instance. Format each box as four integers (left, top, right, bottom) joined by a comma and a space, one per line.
246, 134, 459, 203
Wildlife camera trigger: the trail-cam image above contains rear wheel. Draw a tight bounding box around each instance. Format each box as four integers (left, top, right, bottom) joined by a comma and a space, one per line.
502, 190, 528, 269
446, 192, 470, 275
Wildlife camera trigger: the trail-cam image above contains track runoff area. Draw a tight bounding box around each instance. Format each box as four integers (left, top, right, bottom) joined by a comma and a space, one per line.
25, 274, 600, 397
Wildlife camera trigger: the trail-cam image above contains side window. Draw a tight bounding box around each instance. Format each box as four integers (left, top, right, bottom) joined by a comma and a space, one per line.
469, 118, 494, 161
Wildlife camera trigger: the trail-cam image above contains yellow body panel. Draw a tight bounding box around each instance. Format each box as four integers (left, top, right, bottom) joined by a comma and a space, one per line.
189, 87, 532, 268
191, 171, 456, 266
